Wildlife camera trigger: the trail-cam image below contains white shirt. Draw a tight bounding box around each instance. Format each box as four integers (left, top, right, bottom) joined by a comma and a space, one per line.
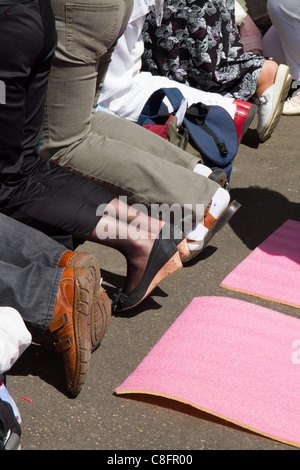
0, 307, 31, 374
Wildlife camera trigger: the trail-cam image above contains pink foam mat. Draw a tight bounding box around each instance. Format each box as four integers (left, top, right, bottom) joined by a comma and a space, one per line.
221, 219, 300, 308
115, 296, 300, 448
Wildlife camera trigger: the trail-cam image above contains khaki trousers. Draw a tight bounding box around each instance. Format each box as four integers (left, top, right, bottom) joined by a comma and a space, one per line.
41, 0, 218, 225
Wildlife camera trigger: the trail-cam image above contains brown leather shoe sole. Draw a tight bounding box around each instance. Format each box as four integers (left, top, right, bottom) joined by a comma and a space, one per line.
90, 285, 111, 352
70, 269, 94, 396
58, 251, 101, 286
49, 268, 94, 397
58, 251, 111, 352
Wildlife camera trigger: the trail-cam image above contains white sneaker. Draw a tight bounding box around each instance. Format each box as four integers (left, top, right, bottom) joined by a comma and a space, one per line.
256, 65, 292, 142
283, 92, 300, 115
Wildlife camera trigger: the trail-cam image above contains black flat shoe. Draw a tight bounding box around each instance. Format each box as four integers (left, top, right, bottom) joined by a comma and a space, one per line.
112, 225, 183, 313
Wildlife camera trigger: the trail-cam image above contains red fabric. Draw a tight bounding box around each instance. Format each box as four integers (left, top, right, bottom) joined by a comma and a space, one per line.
142, 115, 174, 139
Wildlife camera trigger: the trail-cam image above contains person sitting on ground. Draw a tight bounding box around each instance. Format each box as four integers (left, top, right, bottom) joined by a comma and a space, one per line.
39, 0, 241, 265
0, 0, 240, 414
97, 0, 256, 145
0, 213, 113, 398
0, 0, 196, 320
262, 0, 300, 116
142, 0, 291, 142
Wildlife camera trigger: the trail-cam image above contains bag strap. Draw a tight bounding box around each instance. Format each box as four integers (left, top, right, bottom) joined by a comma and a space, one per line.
185, 104, 229, 158
137, 87, 185, 125
160, 88, 185, 112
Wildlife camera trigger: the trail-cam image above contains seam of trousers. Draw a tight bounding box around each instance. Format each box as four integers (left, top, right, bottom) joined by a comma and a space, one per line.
51, 156, 170, 208
44, 267, 63, 333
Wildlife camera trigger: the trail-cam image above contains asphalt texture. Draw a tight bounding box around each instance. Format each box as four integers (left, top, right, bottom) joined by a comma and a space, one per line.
7, 111, 300, 452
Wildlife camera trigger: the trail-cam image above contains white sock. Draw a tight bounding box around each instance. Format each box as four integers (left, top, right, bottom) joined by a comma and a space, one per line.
187, 221, 207, 239
193, 163, 212, 178
185, 187, 230, 250
209, 187, 230, 219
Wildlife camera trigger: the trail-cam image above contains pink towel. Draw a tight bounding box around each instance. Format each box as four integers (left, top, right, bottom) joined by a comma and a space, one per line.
221, 219, 300, 308
115, 296, 300, 448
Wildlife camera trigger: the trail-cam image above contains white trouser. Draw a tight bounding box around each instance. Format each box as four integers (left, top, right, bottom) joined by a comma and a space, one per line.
262, 0, 300, 80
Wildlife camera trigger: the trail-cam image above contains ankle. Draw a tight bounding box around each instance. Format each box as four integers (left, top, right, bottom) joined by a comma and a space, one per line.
123, 238, 154, 293
186, 188, 230, 242
57, 251, 78, 268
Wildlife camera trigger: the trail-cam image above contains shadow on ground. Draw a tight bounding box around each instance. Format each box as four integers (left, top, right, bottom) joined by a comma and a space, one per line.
229, 186, 300, 249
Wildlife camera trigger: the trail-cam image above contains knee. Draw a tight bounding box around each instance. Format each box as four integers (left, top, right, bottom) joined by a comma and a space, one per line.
267, 0, 281, 17
260, 60, 279, 84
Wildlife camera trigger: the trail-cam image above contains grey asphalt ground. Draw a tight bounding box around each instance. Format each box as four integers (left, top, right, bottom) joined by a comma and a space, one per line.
7, 111, 300, 452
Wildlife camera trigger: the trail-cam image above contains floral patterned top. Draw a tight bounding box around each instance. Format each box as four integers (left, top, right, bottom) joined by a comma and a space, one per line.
142, 0, 265, 100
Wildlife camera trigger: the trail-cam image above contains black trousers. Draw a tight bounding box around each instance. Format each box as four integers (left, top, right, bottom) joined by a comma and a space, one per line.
0, 0, 113, 246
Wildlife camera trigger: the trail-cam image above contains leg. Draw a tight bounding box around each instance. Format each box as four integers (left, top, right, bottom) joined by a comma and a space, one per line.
0, 212, 111, 396
0, 214, 66, 269
40, 199, 181, 393
89, 200, 184, 313
0, 0, 238, 277
0, 212, 110, 352
0, 0, 55, 201
255, 61, 292, 142
254, 0, 300, 138
0, 252, 102, 398
262, 26, 287, 66
267, 0, 300, 81
91, 196, 170, 291
39, 0, 222, 224
0, 0, 178, 395
0, 0, 104, 238
255, 60, 279, 99
46, 112, 217, 217
42, 0, 132, 153
0, 256, 62, 337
